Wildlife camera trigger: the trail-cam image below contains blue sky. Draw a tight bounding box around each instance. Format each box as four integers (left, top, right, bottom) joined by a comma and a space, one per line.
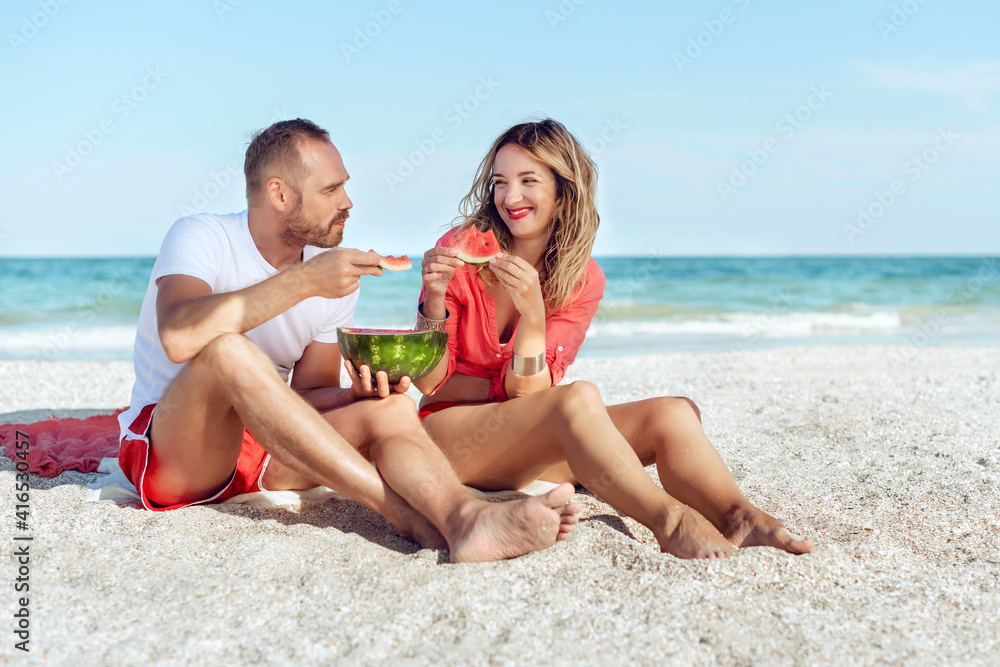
1, 0, 997, 257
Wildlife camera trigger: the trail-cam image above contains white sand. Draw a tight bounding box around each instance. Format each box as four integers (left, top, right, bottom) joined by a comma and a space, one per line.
1, 347, 998, 665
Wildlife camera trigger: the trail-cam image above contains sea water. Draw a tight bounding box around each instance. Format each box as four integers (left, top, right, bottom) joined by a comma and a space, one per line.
1, 256, 997, 361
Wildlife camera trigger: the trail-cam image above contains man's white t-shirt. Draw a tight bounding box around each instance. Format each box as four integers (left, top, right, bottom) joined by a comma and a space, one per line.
118, 210, 358, 438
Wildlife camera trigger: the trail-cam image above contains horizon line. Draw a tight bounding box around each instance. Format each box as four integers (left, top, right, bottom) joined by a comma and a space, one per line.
2, 253, 997, 261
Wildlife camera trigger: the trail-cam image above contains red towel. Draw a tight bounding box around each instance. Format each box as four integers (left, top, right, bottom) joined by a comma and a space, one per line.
1, 409, 126, 478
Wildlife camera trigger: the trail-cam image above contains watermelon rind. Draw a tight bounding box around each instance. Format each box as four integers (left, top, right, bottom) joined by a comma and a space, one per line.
455, 252, 494, 265
337, 327, 448, 383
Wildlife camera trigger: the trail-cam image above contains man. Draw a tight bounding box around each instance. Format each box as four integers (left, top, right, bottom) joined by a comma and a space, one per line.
117, 118, 579, 562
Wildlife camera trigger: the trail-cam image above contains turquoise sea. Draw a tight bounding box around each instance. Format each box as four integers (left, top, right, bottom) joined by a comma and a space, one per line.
1, 256, 997, 361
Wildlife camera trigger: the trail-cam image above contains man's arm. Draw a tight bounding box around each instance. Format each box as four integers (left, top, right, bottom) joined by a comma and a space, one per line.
289, 341, 354, 412
157, 247, 382, 364
290, 341, 411, 411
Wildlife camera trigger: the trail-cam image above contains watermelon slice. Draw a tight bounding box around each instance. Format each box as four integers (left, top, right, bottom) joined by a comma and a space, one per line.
337, 327, 448, 383
454, 227, 501, 264
369, 250, 412, 272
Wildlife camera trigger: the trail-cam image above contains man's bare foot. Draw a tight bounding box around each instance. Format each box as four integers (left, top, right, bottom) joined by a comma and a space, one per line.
447, 483, 579, 563
655, 505, 738, 559
723, 505, 814, 555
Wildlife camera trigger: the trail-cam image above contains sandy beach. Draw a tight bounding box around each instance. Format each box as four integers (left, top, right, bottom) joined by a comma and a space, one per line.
2, 346, 998, 665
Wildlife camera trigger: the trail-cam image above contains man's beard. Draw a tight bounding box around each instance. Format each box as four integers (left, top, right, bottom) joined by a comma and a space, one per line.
280, 196, 348, 249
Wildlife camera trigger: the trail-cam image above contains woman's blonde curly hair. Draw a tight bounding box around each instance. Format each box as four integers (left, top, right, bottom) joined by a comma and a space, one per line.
455, 119, 599, 313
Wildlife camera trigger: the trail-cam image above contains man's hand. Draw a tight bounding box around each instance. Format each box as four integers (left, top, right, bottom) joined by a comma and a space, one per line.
298, 247, 384, 300
344, 359, 412, 399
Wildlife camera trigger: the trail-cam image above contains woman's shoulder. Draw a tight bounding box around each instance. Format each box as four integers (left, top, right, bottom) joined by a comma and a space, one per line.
553, 256, 605, 314
435, 226, 462, 247
582, 256, 606, 290
585, 256, 605, 278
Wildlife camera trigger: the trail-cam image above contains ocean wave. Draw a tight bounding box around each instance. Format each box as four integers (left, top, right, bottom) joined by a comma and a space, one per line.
588, 310, 906, 337
0, 325, 136, 359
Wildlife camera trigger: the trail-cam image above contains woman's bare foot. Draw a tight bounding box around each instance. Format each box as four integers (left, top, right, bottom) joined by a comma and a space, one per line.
723, 505, 814, 554
557, 499, 581, 541
383, 492, 448, 550
447, 483, 580, 563
655, 505, 738, 559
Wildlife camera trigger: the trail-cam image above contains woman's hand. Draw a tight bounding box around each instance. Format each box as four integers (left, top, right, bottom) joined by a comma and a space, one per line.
489, 254, 545, 323
421, 246, 464, 319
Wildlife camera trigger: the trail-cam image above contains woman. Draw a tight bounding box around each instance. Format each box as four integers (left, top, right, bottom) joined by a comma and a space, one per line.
413, 119, 813, 559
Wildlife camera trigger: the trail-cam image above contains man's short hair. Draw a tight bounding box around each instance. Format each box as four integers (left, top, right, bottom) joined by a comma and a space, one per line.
244, 118, 331, 201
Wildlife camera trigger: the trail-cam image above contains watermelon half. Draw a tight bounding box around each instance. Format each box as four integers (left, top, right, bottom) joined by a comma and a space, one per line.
337, 327, 448, 383
454, 227, 501, 264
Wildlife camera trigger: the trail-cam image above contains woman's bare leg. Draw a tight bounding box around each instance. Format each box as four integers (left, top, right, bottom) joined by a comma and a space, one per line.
600, 396, 814, 555
423, 382, 737, 559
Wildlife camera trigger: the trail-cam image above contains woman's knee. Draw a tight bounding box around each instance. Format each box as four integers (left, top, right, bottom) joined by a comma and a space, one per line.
649, 396, 702, 427
677, 396, 701, 422
555, 381, 606, 421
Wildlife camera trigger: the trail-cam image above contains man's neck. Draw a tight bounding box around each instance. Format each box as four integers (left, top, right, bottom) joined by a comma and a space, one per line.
247, 207, 304, 270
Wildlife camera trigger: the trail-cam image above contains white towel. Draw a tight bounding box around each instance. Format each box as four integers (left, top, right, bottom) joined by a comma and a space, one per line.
85, 457, 557, 510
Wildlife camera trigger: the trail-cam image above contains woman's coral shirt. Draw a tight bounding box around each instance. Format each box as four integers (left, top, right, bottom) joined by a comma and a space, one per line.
420, 229, 606, 401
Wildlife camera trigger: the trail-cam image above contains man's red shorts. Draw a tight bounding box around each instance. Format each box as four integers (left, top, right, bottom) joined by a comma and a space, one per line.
118, 403, 272, 511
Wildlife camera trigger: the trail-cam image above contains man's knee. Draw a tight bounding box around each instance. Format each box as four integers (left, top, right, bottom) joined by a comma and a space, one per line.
346, 393, 418, 433
192, 333, 267, 374
369, 393, 420, 429
359, 395, 425, 458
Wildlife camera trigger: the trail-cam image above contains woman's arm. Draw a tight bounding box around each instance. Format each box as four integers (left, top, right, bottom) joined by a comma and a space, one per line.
499, 257, 606, 399
413, 245, 465, 394
413, 342, 450, 395
489, 254, 552, 398
503, 308, 552, 398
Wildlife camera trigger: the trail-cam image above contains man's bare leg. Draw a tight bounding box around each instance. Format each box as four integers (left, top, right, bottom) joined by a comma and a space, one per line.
151, 333, 580, 561
148, 333, 441, 545
263, 392, 582, 561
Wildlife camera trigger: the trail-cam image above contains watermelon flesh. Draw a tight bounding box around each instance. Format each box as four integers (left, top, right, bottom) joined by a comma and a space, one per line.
370, 251, 412, 272
344, 328, 413, 334
337, 327, 448, 383
454, 227, 501, 264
